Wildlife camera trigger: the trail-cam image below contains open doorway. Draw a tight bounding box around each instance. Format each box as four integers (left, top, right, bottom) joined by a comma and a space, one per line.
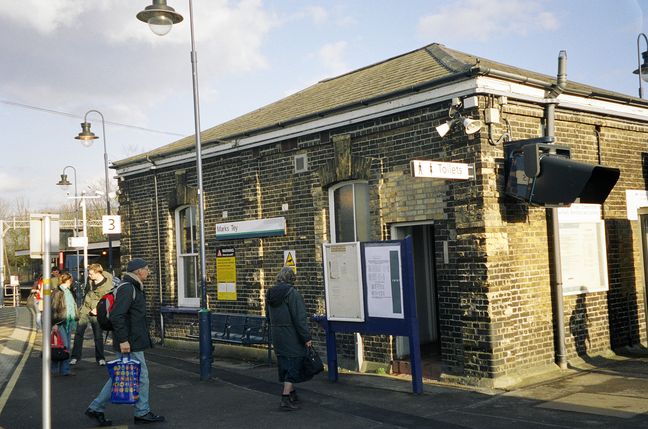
391, 222, 441, 378
638, 207, 648, 335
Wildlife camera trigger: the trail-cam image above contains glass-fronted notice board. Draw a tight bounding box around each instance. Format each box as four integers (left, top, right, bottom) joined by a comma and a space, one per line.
322, 242, 364, 322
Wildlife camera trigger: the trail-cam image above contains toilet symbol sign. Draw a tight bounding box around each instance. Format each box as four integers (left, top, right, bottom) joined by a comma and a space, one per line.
284, 250, 296, 273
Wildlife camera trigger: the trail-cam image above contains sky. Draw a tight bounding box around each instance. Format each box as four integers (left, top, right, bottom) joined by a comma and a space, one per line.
1, 0, 647, 211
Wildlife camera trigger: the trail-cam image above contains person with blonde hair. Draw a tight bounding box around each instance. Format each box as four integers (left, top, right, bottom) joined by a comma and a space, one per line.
70, 263, 115, 366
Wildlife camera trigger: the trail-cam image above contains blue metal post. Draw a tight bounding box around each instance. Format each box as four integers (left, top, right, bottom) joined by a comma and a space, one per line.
325, 325, 339, 382
402, 236, 423, 394
198, 309, 212, 378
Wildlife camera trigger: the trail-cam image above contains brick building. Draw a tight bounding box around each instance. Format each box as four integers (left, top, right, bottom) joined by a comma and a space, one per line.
113, 43, 648, 387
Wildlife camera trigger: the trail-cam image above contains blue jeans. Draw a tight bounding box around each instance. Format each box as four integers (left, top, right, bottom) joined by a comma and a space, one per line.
51, 325, 71, 375
88, 351, 150, 417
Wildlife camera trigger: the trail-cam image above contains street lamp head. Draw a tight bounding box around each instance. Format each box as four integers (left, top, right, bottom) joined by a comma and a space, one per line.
136, 0, 184, 36
75, 121, 98, 147
56, 174, 72, 191
633, 50, 648, 83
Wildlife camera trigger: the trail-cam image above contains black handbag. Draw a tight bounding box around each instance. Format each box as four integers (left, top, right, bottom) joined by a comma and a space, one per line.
302, 346, 324, 378
51, 330, 70, 362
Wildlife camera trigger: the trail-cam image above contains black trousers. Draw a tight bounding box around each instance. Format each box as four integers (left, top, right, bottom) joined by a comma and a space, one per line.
71, 313, 105, 362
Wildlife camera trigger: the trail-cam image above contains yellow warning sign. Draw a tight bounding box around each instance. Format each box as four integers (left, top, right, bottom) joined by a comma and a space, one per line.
284, 250, 296, 273
216, 247, 237, 300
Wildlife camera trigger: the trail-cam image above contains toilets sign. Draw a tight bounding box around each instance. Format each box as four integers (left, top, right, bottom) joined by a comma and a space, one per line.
410, 160, 474, 180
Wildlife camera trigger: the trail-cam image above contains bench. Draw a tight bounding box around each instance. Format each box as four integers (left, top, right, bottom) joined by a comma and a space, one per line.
188, 312, 272, 363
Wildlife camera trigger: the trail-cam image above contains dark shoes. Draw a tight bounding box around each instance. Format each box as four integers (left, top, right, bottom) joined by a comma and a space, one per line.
85, 408, 112, 427
135, 412, 165, 424
280, 395, 299, 411
289, 390, 300, 404
86, 408, 164, 426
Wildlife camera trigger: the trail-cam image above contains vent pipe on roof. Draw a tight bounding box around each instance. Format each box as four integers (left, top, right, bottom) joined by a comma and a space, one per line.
546, 50, 568, 139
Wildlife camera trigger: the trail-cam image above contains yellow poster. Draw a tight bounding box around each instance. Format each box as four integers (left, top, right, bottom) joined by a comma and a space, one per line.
216, 247, 237, 300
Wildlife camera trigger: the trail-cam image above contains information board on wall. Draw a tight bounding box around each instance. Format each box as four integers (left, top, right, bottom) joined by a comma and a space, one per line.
557, 204, 609, 295
364, 243, 404, 319
216, 247, 237, 300
322, 242, 364, 322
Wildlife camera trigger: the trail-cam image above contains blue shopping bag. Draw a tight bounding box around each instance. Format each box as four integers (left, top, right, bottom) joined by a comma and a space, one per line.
107, 354, 141, 404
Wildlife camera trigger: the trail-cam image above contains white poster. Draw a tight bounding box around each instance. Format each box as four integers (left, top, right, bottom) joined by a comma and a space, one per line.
364, 244, 404, 319
557, 204, 609, 295
323, 242, 364, 322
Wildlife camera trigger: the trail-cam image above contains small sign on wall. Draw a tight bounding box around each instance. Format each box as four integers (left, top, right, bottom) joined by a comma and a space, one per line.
216, 247, 237, 300
284, 250, 296, 273
626, 190, 648, 220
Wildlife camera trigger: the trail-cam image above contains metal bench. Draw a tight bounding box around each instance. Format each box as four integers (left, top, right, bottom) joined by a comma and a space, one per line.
188, 312, 272, 363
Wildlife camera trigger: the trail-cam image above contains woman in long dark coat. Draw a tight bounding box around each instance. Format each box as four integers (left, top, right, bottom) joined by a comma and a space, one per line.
266, 267, 312, 411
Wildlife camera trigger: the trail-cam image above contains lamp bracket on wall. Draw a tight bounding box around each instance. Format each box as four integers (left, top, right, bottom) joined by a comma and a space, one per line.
435, 97, 483, 138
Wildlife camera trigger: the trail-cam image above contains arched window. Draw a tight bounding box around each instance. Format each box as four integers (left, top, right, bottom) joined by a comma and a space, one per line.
175, 205, 199, 306
328, 181, 370, 243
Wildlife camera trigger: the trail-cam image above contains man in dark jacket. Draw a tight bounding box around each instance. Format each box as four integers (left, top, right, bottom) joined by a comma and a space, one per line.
85, 258, 165, 426
266, 267, 312, 411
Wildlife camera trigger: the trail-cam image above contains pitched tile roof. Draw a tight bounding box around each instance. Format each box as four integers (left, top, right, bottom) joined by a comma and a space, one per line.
114, 43, 640, 168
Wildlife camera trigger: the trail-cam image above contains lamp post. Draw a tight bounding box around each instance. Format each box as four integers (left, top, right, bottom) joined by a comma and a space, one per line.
633, 33, 648, 98
136, 0, 212, 380
74, 109, 114, 273
56, 166, 84, 304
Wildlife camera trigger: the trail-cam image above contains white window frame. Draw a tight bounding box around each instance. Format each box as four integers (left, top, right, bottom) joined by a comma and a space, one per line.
175, 205, 199, 307
328, 181, 370, 244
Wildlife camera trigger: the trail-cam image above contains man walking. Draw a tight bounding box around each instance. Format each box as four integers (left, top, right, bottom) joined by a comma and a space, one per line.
70, 263, 113, 366
85, 258, 165, 426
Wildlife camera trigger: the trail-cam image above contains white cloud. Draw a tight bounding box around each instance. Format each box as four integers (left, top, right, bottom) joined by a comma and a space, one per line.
417, 0, 559, 43
0, 171, 27, 193
0, 0, 88, 34
0, 0, 277, 126
305, 5, 329, 24
318, 41, 349, 75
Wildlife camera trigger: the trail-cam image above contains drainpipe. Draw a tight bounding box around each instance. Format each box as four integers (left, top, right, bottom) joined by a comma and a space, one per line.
147, 156, 165, 344
545, 51, 568, 369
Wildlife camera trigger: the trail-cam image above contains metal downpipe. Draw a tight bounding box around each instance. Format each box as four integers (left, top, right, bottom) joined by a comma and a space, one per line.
146, 156, 164, 344
546, 51, 568, 370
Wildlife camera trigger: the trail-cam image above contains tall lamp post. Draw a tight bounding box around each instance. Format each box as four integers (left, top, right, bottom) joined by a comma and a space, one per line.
56, 166, 84, 304
136, 0, 212, 380
633, 33, 648, 98
74, 109, 114, 272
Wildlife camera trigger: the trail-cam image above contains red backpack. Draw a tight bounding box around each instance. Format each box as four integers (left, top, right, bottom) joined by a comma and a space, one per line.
96, 278, 135, 331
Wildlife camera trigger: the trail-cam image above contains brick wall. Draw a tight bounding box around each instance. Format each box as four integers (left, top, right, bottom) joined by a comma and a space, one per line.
117, 95, 648, 383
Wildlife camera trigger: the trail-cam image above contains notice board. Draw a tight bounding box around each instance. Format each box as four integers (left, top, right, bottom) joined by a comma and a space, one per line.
364, 242, 404, 319
322, 242, 364, 322
557, 204, 609, 295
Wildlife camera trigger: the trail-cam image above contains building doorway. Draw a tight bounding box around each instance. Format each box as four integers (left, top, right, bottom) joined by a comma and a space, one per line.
391, 222, 440, 378
638, 207, 648, 333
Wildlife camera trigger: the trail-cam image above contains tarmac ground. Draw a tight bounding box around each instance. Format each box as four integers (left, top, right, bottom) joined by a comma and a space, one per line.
2, 306, 648, 428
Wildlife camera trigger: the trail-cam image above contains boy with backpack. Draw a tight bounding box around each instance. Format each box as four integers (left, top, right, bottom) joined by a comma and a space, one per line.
85, 258, 165, 426
70, 263, 114, 366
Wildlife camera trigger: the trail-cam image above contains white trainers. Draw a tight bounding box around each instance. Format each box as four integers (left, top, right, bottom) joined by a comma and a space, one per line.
69, 359, 78, 365
98, 359, 106, 366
